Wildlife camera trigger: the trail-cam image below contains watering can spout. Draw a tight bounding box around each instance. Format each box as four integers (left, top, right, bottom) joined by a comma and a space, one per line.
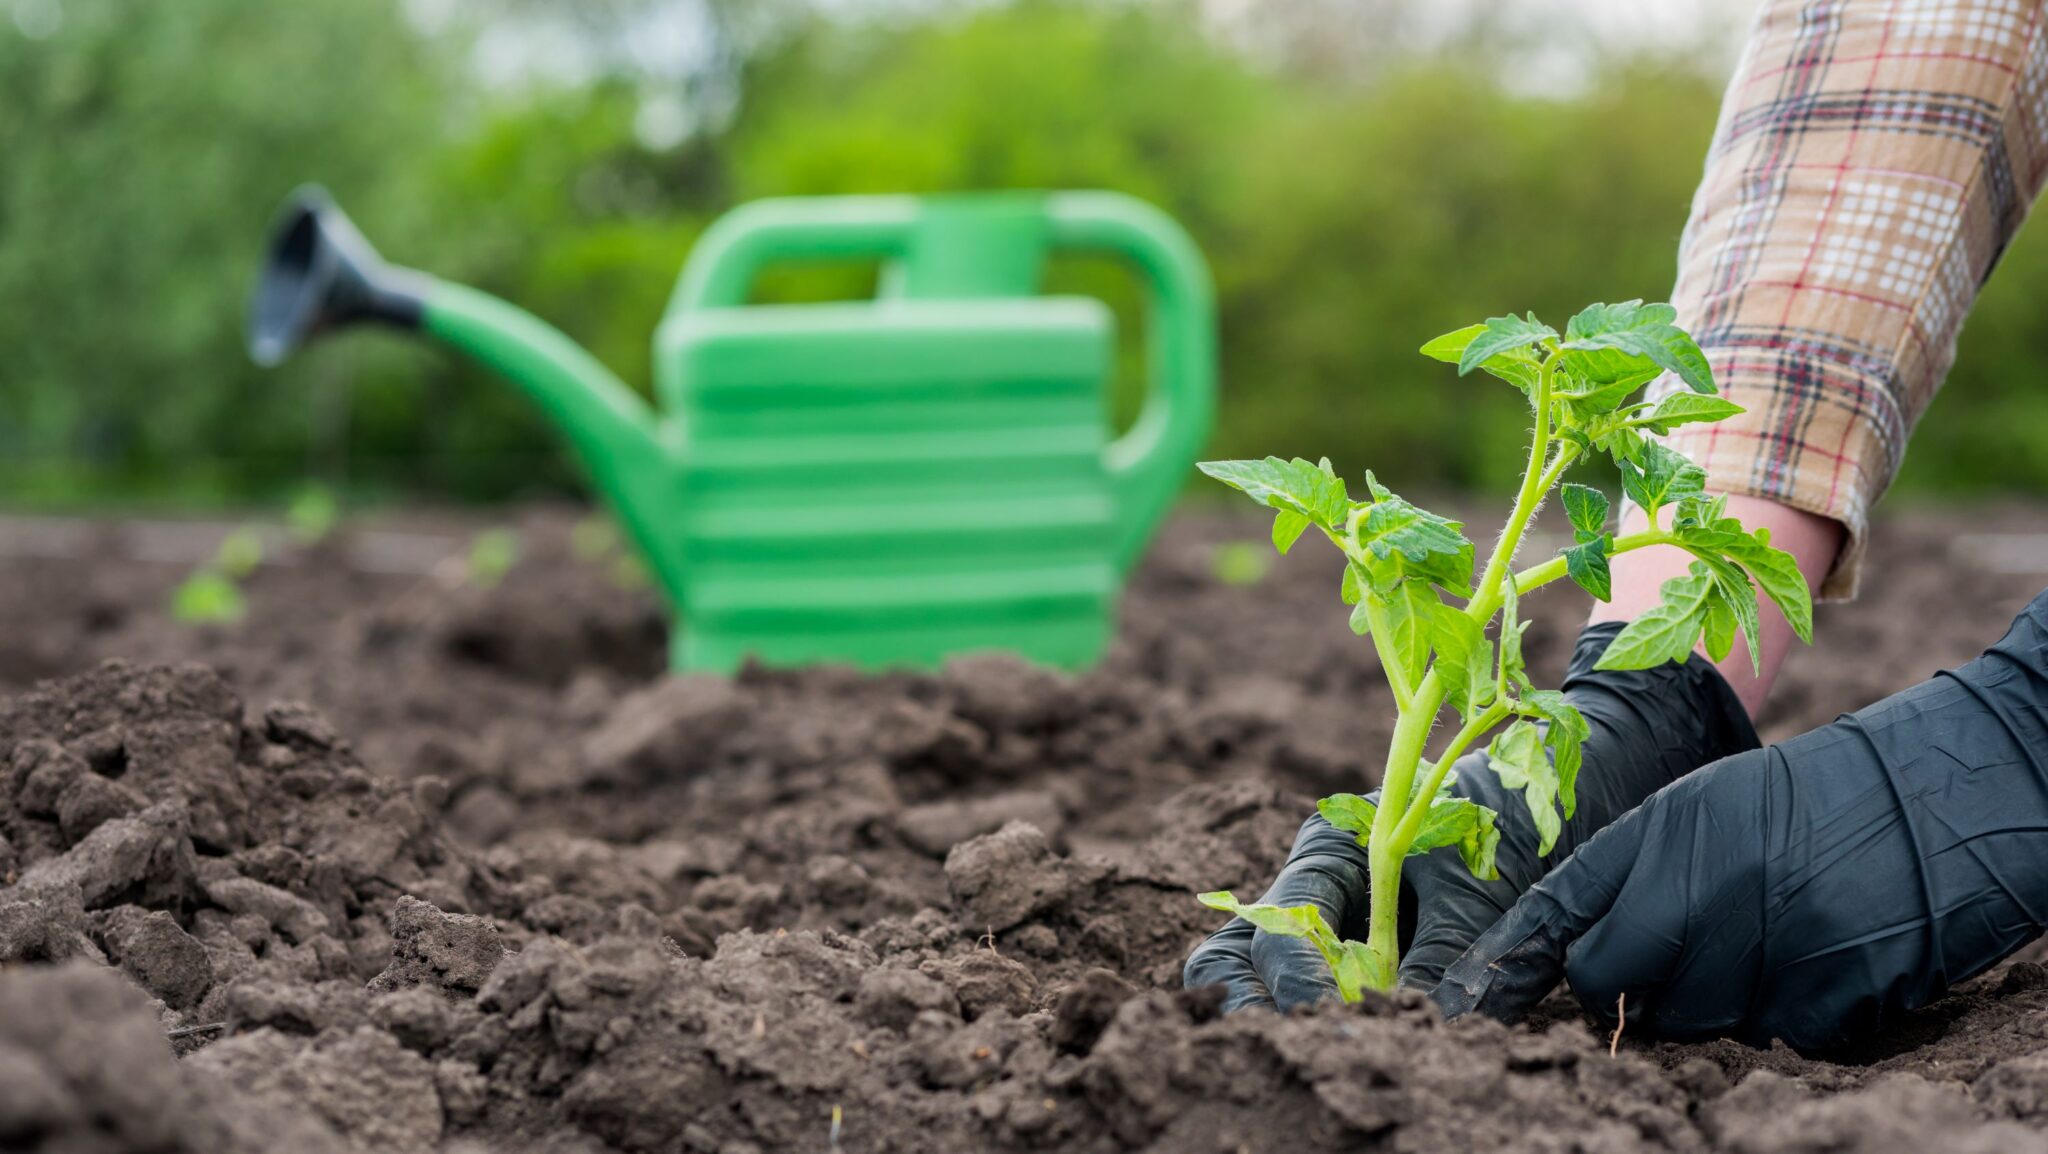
247, 187, 678, 594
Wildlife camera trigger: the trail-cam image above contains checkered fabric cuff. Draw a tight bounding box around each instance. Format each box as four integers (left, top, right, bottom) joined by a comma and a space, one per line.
1660, 0, 2048, 600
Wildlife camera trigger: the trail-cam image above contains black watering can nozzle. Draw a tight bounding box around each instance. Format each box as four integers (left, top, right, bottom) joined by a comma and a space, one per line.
246, 185, 425, 367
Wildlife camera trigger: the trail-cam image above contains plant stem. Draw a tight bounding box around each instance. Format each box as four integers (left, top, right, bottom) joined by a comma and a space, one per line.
1353, 354, 1570, 993
1508, 528, 1676, 597
1467, 358, 1559, 625
1389, 700, 1509, 848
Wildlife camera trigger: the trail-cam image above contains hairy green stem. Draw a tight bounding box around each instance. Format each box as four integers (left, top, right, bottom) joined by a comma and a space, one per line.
1466, 361, 1560, 625
1355, 351, 1570, 991
1509, 528, 1676, 597
1389, 700, 1509, 849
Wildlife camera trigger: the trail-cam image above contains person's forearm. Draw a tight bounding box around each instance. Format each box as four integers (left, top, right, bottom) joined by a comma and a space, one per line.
1588, 495, 1841, 717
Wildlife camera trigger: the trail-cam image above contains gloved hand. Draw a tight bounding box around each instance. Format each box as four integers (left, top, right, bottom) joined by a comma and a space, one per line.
1185, 620, 1759, 1011
1434, 587, 2048, 1052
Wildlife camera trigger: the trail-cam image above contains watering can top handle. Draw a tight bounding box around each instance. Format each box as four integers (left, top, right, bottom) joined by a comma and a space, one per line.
666, 192, 1217, 571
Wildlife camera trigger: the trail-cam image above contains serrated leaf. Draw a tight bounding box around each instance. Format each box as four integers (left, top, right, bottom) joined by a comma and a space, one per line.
1457, 313, 1558, 377
1429, 604, 1494, 720
1195, 891, 1336, 942
1560, 483, 1610, 540
1565, 300, 1675, 341
1486, 721, 1562, 856
1516, 690, 1588, 819
1597, 425, 1646, 467
1559, 300, 1716, 395
1619, 441, 1706, 516
1407, 796, 1501, 882
1695, 552, 1763, 673
1635, 393, 1746, 434
1358, 473, 1476, 596
1340, 561, 1363, 606
1381, 580, 1439, 691
1594, 563, 1718, 671
1717, 531, 1815, 645
1420, 323, 1544, 395
1198, 457, 1350, 531
1272, 510, 1311, 554
1671, 516, 1814, 646
1318, 793, 1378, 839
1563, 536, 1613, 602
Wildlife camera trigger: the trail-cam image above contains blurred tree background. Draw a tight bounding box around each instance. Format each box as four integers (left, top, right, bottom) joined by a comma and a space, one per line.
3, 0, 2045, 510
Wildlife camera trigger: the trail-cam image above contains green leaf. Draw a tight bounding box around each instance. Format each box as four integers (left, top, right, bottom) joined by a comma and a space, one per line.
1560, 484, 1610, 540
1619, 441, 1706, 516
1694, 552, 1763, 673
1702, 590, 1737, 664
1596, 426, 1646, 467
1558, 358, 1665, 411
1408, 796, 1501, 882
1349, 600, 1372, 637
1497, 579, 1531, 693
1560, 300, 1716, 395
1199, 457, 1349, 534
1420, 323, 1544, 395
1486, 721, 1562, 856
1332, 939, 1395, 1002
1272, 510, 1311, 555
1594, 563, 1718, 671
1340, 561, 1364, 606
1634, 393, 1746, 434
1516, 690, 1588, 820
1429, 604, 1495, 720
1718, 531, 1815, 645
1670, 516, 1815, 646
1195, 892, 1336, 942
1456, 313, 1558, 377
1358, 472, 1475, 595
1317, 793, 1378, 839
1563, 536, 1613, 602
1381, 580, 1439, 690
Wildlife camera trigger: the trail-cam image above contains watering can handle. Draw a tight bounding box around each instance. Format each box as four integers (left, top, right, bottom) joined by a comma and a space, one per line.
1045, 193, 1217, 573
667, 193, 1216, 572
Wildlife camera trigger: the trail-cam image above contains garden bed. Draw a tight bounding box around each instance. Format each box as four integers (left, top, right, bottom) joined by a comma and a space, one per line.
5, 504, 2048, 1153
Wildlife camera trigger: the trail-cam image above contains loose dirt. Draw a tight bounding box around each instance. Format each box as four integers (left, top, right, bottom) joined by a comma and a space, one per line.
5, 503, 2048, 1153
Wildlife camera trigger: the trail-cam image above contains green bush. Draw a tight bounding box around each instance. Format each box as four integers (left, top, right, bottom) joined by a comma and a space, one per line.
2, 0, 2042, 508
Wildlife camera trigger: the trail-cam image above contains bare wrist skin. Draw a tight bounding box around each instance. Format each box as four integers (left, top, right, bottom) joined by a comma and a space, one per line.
1588, 495, 1843, 718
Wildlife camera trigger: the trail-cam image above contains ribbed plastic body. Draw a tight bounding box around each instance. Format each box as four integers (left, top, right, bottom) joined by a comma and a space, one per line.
660, 299, 1118, 671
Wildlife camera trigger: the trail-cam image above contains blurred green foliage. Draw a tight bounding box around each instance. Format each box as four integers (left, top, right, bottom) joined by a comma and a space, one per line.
2, 0, 2043, 509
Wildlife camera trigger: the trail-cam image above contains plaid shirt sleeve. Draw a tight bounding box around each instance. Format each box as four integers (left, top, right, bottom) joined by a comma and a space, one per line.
1657, 0, 2048, 599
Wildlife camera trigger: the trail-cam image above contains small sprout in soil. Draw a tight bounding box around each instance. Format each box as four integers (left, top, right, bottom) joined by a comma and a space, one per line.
465, 528, 520, 589
570, 513, 618, 561
170, 526, 267, 624
571, 512, 651, 590
170, 570, 247, 624
286, 484, 340, 545
1212, 540, 1273, 587
1196, 301, 1812, 996
216, 527, 265, 580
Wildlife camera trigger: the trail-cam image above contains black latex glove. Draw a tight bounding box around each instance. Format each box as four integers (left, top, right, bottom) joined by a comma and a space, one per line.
1435, 587, 2048, 1053
1184, 620, 1759, 1011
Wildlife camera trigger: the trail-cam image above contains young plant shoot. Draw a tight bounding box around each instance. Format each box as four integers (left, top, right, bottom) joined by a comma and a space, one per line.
1196, 302, 1812, 998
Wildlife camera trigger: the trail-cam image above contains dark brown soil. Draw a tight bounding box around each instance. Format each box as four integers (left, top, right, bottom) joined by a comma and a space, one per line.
5, 502, 2048, 1153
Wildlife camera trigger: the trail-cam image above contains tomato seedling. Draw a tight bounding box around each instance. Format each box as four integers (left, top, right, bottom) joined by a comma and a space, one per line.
1196, 302, 1811, 997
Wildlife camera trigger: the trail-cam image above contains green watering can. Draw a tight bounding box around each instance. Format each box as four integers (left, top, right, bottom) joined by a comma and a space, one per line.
248, 188, 1216, 672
